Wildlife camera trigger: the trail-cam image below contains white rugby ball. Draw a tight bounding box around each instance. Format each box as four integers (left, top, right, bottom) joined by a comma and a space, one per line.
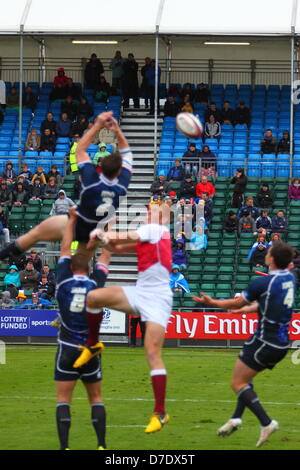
176, 112, 203, 139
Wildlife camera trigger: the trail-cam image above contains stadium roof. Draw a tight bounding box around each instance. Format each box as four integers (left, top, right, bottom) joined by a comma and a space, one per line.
0, 0, 299, 36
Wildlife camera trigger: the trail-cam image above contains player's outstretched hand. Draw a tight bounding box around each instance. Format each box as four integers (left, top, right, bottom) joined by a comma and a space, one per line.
104, 116, 120, 133
69, 206, 78, 220
192, 292, 214, 306
95, 111, 113, 128
87, 228, 109, 251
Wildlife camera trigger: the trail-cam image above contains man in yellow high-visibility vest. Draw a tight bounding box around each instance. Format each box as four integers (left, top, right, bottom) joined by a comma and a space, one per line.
69, 135, 80, 173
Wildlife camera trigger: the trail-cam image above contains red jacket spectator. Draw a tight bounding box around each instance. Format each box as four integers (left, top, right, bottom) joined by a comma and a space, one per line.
195, 176, 216, 198
53, 68, 69, 88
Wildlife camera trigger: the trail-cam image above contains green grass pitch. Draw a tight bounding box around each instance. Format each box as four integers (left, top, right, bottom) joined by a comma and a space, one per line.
1, 345, 300, 450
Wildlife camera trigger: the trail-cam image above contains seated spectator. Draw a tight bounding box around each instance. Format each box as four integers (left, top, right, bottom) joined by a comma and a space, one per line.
169, 264, 190, 294
37, 274, 55, 301
50, 83, 67, 102
234, 101, 251, 127
231, 168, 248, 208
77, 96, 94, 120
163, 96, 180, 117
13, 290, 27, 308
220, 101, 235, 124
249, 243, 268, 270
238, 210, 256, 235
22, 86, 37, 111
6, 87, 19, 108
0, 181, 11, 206
175, 214, 193, 241
223, 210, 238, 233
150, 172, 170, 197
95, 76, 111, 102
196, 175, 216, 199
194, 83, 210, 104
39, 264, 56, 283
40, 128, 56, 153
13, 174, 29, 191
26, 129, 40, 151
268, 232, 282, 248
10, 182, 29, 207
172, 238, 187, 271
182, 143, 201, 178
2, 161, 17, 184
71, 116, 88, 137
41, 112, 56, 135
53, 67, 69, 89
204, 115, 221, 141
0, 206, 9, 243
47, 165, 63, 187
238, 196, 260, 220
277, 130, 291, 154
50, 190, 75, 216
256, 182, 273, 209
94, 159, 102, 175
43, 177, 59, 200
27, 249, 42, 272
32, 166, 47, 185
20, 262, 39, 290
190, 217, 208, 250
56, 113, 72, 137
256, 209, 272, 234
288, 178, 300, 200
247, 234, 267, 260
83, 121, 99, 145
180, 94, 194, 113
167, 159, 185, 182
29, 177, 45, 201
92, 142, 111, 165
4, 264, 21, 294
18, 163, 33, 183
98, 126, 118, 149
0, 291, 15, 308
199, 145, 217, 177
14, 291, 52, 308
204, 103, 222, 123
64, 78, 80, 100
149, 195, 163, 205
271, 210, 288, 234
180, 175, 196, 199
180, 83, 195, 101
260, 129, 278, 154
61, 95, 78, 121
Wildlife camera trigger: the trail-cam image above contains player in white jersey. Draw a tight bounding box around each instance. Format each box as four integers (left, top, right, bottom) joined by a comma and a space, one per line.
74, 203, 173, 434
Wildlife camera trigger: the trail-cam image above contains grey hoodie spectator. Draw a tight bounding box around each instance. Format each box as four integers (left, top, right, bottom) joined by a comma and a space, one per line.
50, 190, 74, 216
204, 115, 221, 141
0, 291, 15, 308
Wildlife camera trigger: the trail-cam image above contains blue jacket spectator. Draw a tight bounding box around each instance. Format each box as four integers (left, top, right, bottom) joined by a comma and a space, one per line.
238, 196, 260, 220
167, 160, 185, 182
56, 113, 72, 137
172, 238, 187, 270
271, 210, 288, 233
169, 264, 190, 293
256, 210, 272, 233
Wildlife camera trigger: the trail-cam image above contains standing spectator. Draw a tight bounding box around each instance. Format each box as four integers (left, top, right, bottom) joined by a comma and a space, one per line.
196, 175, 216, 199
129, 315, 146, 348
69, 135, 80, 174
53, 67, 69, 89
249, 243, 268, 270
223, 210, 238, 233
10, 182, 29, 207
84, 54, 104, 89
169, 264, 190, 294
256, 182, 273, 209
6, 87, 19, 108
288, 178, 300, 200
109, 51, 125, 91
199, 145, 217, 178
167, 159, 185, 182
201, 192, 213, 225
25, 129, 41, 151
122, 53, 139, 108
231, 168, 248, 208
260, 129, 278, 154
47, 165, 63, 187
180, 175, 196, 199
163, 96, 180, 117
145, 59, 161, 115
61, 96, 78, 121
194, 83, 210, 104
20, 262, 39, 290
40, 128, 56, 153
92, 143, 111, 165
182, 143, 201, 177
204, 103, 222, 123
22, 86, 37, 111
150, 172, 169, 197
0, 206, 10, 243
40, 112, 56, 135
4, 265, 21, 293
238, 210, 256, 236
31, 166, 47, 185
2, 161, 17, 183
140, 57, 152, 108
95, 76, 111, 103
56, 113, 72, 137
172, 238, 187, 271
271, 210, 288, 234
220, 101, 235, 124
77, 97, 93, 120
43, 177, 59, 200
50, 190, 74, 216
0, 181, 11, 207
234, 101, 251, 127
29, 177, 45, 201
204, 115, 221, 141
180, 94, 194, 113
71, 116, 88, 138
277, 130, 291, 154
27, 249, 42, 272
238, 196, 260, 220
98, 126, 118, 148
256, 209, 272, 234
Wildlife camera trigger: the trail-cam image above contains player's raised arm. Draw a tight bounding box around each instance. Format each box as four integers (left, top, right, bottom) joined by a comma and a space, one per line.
60, 206, 78, 258
75, 111, 113, 164
192, 292, 248, 310
105, 117, 132, 174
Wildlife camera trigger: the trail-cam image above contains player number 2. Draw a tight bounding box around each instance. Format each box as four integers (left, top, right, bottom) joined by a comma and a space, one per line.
284, 287, 294, 308
70, 294, 85, 312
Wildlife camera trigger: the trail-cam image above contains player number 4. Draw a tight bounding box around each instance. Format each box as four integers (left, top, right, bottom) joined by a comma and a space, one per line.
283, 287, 294, 308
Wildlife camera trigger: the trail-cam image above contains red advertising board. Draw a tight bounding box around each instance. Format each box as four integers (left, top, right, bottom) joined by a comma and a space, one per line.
133, 312, 300, 340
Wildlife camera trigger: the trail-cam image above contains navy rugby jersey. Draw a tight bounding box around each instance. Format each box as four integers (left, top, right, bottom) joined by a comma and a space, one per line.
242, 269, 296, 348
77, 148, 132, 225
56, 257, 108, 346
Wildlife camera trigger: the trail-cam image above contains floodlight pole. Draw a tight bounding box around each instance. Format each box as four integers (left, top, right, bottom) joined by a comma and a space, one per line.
18, 25, 24, 171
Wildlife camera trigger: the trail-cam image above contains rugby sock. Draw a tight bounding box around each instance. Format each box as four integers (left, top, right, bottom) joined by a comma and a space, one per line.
91, 403, 106, 448
232, 382, 253, 419
0, 240, 23, 260
237, 385, 272, 426
151, 369, 167, 415
56, 403, 71, 450
86, 310, 103, 347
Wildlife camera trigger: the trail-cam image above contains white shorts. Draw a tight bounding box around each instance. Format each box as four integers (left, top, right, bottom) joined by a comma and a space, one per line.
122, 286, 173, 329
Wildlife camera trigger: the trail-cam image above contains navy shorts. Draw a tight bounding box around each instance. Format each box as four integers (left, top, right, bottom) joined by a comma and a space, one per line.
238, 335, 288, 372
74, 218, 97, 243
54, 342, 102, 382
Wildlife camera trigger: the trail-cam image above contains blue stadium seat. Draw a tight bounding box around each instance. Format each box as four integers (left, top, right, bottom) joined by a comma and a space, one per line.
276, 162, 290, 177
262, 162, 276, 177
217, 161, 231, 177
25, 151, 39, 157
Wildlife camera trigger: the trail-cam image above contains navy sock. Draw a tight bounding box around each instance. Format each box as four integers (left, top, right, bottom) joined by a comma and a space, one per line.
238, 385, 271, 426
56, 403, 71, 450
232, 382, 253, 419
91, 403, 106, 448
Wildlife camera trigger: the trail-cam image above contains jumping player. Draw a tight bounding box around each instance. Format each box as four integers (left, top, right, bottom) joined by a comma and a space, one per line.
193, 242, 295, 448
0, 111, 132, 262
55, 208, 110, 450
75, 203, 173, 434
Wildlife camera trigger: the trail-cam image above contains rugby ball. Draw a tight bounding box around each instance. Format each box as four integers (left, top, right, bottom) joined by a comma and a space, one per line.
176, 112, 203, 139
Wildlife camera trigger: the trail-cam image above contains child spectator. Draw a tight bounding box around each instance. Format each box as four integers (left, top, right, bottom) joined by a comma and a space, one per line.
231, 168, 248, 208
92, 143, 111, 165
196, 175, 216, 199
169, 264, 190, 294
26, 129, 41, 151
47, 165, 63, 187
238, 196, 260, 220
271, 210, 288, 234
268, 232, 282, 248
190, 217, 208, 250
43, 177, 59, 200
29, 177, 45, 201
256, 209, 272, 234
249, 243, 268, 270
18, 163, 33, 183
277, 130, 291, 154
256, 182, 273, 209
50, 190, 74, 216
20, 262, 39, 290
172, 238, 187, 271
10, 182, 29, 207
2, 161, 17, 184
204, 115, 221, 141
288, 178, 300, 200
37, 274, 55, 301
167, 159, 185, 182
32, 166, 47, 185
180, 175, 196, 199
238, 210, 256, 235
27, 249, 42, 272
223, 210, 238, 233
